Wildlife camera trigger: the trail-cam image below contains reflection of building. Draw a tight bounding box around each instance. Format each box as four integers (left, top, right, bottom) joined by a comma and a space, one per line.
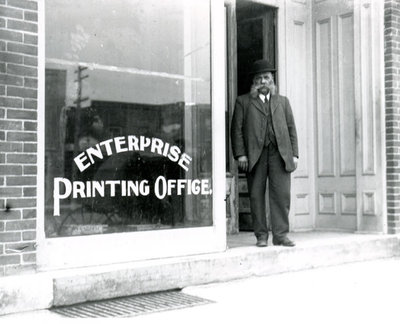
1, 0, 400, 316
45, 98, 212, 237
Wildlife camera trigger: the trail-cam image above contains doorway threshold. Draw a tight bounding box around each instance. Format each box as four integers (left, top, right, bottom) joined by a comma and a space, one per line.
227, 230, 373, 249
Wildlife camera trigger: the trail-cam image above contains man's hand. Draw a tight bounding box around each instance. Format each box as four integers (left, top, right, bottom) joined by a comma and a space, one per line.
293, 156, 299, 169
250, 85, 259, 98
238, 156, 249, 172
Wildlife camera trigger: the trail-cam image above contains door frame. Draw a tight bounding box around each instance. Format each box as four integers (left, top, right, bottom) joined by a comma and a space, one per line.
226, 0, 386, 235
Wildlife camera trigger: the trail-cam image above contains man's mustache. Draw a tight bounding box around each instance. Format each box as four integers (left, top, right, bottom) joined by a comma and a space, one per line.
257, 85, 270, 93
250, 84, 271, 98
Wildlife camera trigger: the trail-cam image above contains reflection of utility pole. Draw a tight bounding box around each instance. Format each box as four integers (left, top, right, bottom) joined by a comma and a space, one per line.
72, 65, 89, 180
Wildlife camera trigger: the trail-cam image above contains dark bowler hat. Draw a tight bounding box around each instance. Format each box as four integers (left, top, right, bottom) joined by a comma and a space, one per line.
248, 59, 276, 75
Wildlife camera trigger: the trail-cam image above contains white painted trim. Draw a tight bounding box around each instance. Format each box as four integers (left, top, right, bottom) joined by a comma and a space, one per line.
249, 0, 281, 8
211, 0, 227, 250
354, 0, 386, 233
37, 227, 223, 271
376, 0, 387, 234
277, 0, 287, 94
353, 0, 363, 232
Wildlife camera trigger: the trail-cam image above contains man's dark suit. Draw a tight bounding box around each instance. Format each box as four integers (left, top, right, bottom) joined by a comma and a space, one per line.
231, 93, 298, 241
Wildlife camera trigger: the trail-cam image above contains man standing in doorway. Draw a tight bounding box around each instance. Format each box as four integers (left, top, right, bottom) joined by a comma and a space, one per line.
231, 59, 298, 247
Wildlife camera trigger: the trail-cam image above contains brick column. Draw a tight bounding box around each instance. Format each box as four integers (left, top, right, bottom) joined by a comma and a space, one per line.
385, 0, 400, 234
0, 0, 38, 275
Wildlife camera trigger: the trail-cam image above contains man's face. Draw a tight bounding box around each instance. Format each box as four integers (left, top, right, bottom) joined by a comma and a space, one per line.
252, 72, 274, 95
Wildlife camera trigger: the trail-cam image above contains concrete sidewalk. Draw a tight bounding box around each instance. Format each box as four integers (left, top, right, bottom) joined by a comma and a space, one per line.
2, 257, 400, 324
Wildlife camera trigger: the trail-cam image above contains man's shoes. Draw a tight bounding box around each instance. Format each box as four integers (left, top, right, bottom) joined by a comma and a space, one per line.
256, 238, 268, 247
272, 236, 295, 247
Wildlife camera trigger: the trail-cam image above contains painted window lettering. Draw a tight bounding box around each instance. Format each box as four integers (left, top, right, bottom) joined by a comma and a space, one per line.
53, 176, 212, 216
74, 136, 192, 172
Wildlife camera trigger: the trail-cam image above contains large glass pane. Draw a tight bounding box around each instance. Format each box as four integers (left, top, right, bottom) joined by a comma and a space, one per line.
45, 0, 212, 237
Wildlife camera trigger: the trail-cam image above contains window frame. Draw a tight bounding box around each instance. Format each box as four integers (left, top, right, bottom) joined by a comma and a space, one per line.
36, 0, 226, 271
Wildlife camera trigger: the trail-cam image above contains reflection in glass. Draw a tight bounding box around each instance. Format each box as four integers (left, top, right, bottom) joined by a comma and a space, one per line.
45, 0, 212, 237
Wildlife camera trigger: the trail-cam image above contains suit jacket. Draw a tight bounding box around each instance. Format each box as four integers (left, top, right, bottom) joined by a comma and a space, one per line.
231, 93, 299, 173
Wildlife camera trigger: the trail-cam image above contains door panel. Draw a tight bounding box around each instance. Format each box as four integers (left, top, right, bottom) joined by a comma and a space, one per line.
316, 17, 335, 177
313, 0, 385, 233
354, 0, 385, 233
285, 0, 314, 230
338, 13, 356, 176
314, 0, 357, 230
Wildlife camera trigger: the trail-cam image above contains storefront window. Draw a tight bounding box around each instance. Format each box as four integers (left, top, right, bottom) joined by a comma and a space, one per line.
45, 0, 212, 237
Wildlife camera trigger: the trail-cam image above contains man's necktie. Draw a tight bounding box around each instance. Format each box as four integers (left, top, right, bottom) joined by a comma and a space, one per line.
265, 98, 276, 146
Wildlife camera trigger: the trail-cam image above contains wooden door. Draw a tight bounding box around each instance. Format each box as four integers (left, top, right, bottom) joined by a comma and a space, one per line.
313, 0, 357, 230
312, 0, 385, 232
284, 0, 315, 231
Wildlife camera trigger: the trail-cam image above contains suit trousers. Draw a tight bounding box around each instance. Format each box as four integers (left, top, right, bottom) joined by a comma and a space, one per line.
246, 144, 291, 240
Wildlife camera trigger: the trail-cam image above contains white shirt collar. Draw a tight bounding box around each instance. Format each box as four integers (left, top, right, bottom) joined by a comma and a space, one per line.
258, 92, 271, 103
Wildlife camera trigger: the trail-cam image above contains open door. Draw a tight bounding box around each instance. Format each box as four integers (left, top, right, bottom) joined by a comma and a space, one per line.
225, 0, 277, 233
236, 2, 277, 232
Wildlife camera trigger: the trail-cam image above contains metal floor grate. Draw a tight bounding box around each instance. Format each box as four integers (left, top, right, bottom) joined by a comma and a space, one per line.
51, 290, 214, 318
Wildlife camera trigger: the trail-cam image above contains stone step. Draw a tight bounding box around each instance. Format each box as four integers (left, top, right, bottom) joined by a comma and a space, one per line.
1, 231, 399, 315
52, 232, 400, 305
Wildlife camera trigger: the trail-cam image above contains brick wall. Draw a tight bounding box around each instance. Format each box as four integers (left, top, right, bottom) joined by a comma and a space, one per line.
385, 0, 400, 234
0, 0, 38, 276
